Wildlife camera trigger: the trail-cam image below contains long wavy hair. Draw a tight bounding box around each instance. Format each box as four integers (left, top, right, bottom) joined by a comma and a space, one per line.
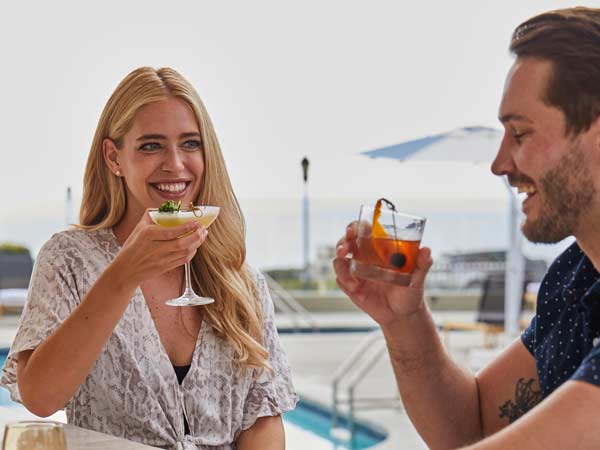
79, 67, 270, 370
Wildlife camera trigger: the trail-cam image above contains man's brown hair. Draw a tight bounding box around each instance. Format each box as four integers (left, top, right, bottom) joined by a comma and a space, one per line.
511, 7, 600, 136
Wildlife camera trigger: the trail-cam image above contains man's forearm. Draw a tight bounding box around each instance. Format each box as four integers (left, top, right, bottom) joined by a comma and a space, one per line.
382, 305, 482, 450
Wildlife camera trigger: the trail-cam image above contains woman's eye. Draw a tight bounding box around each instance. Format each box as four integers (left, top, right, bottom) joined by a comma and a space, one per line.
139, 142, 163, 152
181, 140, 202, 151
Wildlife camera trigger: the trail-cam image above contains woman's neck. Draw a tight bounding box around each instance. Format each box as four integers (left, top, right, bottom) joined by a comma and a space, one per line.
112, 208, 144, 246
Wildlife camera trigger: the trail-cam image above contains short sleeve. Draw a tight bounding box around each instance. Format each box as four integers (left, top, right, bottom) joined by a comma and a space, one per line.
571, 341, 600, 387
241, 271, 298, 431
1, 233, 80, 403
521, 314, 537, 356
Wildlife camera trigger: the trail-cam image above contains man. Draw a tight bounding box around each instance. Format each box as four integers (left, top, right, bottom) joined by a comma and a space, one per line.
334, 7, 600, 450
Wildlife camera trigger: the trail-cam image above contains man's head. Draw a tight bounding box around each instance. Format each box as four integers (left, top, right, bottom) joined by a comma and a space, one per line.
492, 8, 600, 244
510, 7, 600, 136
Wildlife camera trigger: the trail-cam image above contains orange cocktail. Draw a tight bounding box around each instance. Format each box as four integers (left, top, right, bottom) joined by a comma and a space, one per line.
351, 198, 426, 285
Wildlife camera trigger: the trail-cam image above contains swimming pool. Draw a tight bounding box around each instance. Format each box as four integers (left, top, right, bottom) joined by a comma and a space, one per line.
285, 399, 386, 449
0, 349, 387, 449
0, 349, 17, 408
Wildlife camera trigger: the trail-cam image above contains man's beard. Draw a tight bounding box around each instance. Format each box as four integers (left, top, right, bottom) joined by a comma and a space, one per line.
522, 144, 595, 243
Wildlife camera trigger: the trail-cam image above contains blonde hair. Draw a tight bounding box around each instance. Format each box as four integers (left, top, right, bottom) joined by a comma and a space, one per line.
79, 67, 270, 370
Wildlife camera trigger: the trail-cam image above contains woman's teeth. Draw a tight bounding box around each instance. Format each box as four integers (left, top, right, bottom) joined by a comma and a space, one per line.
155, 182, 187, 193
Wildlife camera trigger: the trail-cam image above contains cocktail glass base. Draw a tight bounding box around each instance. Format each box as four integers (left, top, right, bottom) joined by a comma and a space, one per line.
165, 289, 215, 307
350, 259, 412, 286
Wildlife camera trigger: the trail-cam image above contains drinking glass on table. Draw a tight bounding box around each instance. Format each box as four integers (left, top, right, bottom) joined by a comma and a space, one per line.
2, 421, 67, 450
149, 205, 220, 306
350, 198, 426, 286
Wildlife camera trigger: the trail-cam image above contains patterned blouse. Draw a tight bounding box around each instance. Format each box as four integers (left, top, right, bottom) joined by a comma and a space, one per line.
1, 228, 298, 450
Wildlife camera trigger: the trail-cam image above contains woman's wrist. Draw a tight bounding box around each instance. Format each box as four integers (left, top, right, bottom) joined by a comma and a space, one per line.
104, 255, 139, 295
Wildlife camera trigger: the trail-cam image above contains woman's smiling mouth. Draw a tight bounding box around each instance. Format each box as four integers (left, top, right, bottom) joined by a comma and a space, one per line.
149, 181, 191, 199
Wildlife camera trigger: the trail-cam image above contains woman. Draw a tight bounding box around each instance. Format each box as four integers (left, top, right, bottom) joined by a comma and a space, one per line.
1, 67, 297, 449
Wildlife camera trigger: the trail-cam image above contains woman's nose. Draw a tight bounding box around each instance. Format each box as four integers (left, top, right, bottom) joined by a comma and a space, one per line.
161, 147, 185, 172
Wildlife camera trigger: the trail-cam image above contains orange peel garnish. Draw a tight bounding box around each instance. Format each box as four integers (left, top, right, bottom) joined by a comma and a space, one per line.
372, 199, 389, 239
371, 198, 411, 271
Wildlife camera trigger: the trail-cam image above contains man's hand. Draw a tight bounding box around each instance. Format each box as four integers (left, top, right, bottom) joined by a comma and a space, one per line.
333, 221, 433, 329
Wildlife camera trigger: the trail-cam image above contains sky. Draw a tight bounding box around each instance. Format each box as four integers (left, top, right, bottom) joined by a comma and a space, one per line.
0, 0, 595, 264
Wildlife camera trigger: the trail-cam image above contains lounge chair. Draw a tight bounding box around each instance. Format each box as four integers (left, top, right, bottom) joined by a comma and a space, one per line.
441, 272, 528, 348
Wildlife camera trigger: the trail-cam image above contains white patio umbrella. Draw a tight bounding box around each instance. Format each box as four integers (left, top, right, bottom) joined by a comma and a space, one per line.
362, 126, 524, 337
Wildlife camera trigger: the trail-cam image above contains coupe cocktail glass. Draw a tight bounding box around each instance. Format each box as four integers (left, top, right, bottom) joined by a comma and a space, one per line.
149, 206, 220, 306
350, 198, 426, 286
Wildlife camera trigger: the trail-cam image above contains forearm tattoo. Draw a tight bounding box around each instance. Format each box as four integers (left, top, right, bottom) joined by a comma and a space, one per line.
499, 378, 542, 423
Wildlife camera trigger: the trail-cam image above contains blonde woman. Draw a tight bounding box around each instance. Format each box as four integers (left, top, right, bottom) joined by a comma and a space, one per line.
1, 67, 297, 450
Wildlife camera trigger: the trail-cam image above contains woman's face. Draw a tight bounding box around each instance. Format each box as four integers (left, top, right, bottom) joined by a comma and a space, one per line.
105, 97, 205, 218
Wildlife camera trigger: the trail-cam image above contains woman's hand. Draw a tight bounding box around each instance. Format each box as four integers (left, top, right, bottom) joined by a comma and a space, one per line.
332, 222, 433, 329
111, 211, 208, 289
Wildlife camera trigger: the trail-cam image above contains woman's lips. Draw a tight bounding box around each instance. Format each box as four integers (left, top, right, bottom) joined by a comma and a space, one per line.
150, 181, 191, 200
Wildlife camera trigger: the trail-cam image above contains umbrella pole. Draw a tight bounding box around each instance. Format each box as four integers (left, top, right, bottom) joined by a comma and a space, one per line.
503, 178, 525, 338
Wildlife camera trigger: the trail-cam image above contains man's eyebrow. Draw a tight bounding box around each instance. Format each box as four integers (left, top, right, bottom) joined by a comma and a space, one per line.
498, 113, 533, 124
136, 134, 166, 141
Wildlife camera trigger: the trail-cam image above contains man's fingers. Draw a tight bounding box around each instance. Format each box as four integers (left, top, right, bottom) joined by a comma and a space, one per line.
335, 238, 351, 258
410, 246, 433, 289
345, 221, 358, 241
333, 257, 361, 292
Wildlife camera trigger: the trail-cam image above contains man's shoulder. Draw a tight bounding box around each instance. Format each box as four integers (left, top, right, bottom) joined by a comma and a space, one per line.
537, 241, 587, 295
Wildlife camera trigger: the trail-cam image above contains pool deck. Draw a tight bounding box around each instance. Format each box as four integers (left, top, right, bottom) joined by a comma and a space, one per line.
278, 311, 515, 450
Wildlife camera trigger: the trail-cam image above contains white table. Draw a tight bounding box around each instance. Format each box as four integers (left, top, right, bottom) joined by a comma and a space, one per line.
0, 407, 159, 449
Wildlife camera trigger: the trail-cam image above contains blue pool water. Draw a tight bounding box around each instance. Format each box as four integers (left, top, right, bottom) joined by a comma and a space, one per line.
0, 349, 386, 448
284, 399, 386, 449
0, 349, 17, 407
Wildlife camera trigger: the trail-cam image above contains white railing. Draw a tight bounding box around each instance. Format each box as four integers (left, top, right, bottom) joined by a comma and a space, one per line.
330, 329, 401, 446
263, 273, 319, 332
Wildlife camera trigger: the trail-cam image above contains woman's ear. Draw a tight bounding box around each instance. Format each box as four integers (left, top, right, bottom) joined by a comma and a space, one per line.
102, 138, 121, 176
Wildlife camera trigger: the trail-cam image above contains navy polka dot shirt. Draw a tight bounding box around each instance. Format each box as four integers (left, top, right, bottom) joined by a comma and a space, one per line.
522, 241, 600, 397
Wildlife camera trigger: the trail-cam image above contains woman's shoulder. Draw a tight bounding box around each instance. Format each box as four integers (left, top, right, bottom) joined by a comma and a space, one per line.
244, 264, 274, 313
38, 227, 117, 261
244, 264, 263, 283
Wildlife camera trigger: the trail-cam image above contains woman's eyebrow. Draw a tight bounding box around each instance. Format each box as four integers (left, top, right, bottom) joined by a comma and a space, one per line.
136, 134, 167, 141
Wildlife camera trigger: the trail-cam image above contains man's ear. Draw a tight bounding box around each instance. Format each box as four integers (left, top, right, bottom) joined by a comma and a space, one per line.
102, 138, 121, 175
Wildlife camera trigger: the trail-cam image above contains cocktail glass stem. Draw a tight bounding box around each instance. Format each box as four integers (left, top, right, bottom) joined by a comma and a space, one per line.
164, 262, 215, 307
183, 262, 194, 297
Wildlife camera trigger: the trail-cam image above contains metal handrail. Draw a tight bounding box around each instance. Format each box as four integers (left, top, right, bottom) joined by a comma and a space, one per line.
263, 273, 319, 332
331, 329, 401, 445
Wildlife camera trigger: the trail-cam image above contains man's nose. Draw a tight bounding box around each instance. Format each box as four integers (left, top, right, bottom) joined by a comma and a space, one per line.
490, 134, 515, 177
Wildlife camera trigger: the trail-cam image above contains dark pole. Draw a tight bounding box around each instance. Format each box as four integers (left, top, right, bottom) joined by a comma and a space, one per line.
301, 157, 310, 275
